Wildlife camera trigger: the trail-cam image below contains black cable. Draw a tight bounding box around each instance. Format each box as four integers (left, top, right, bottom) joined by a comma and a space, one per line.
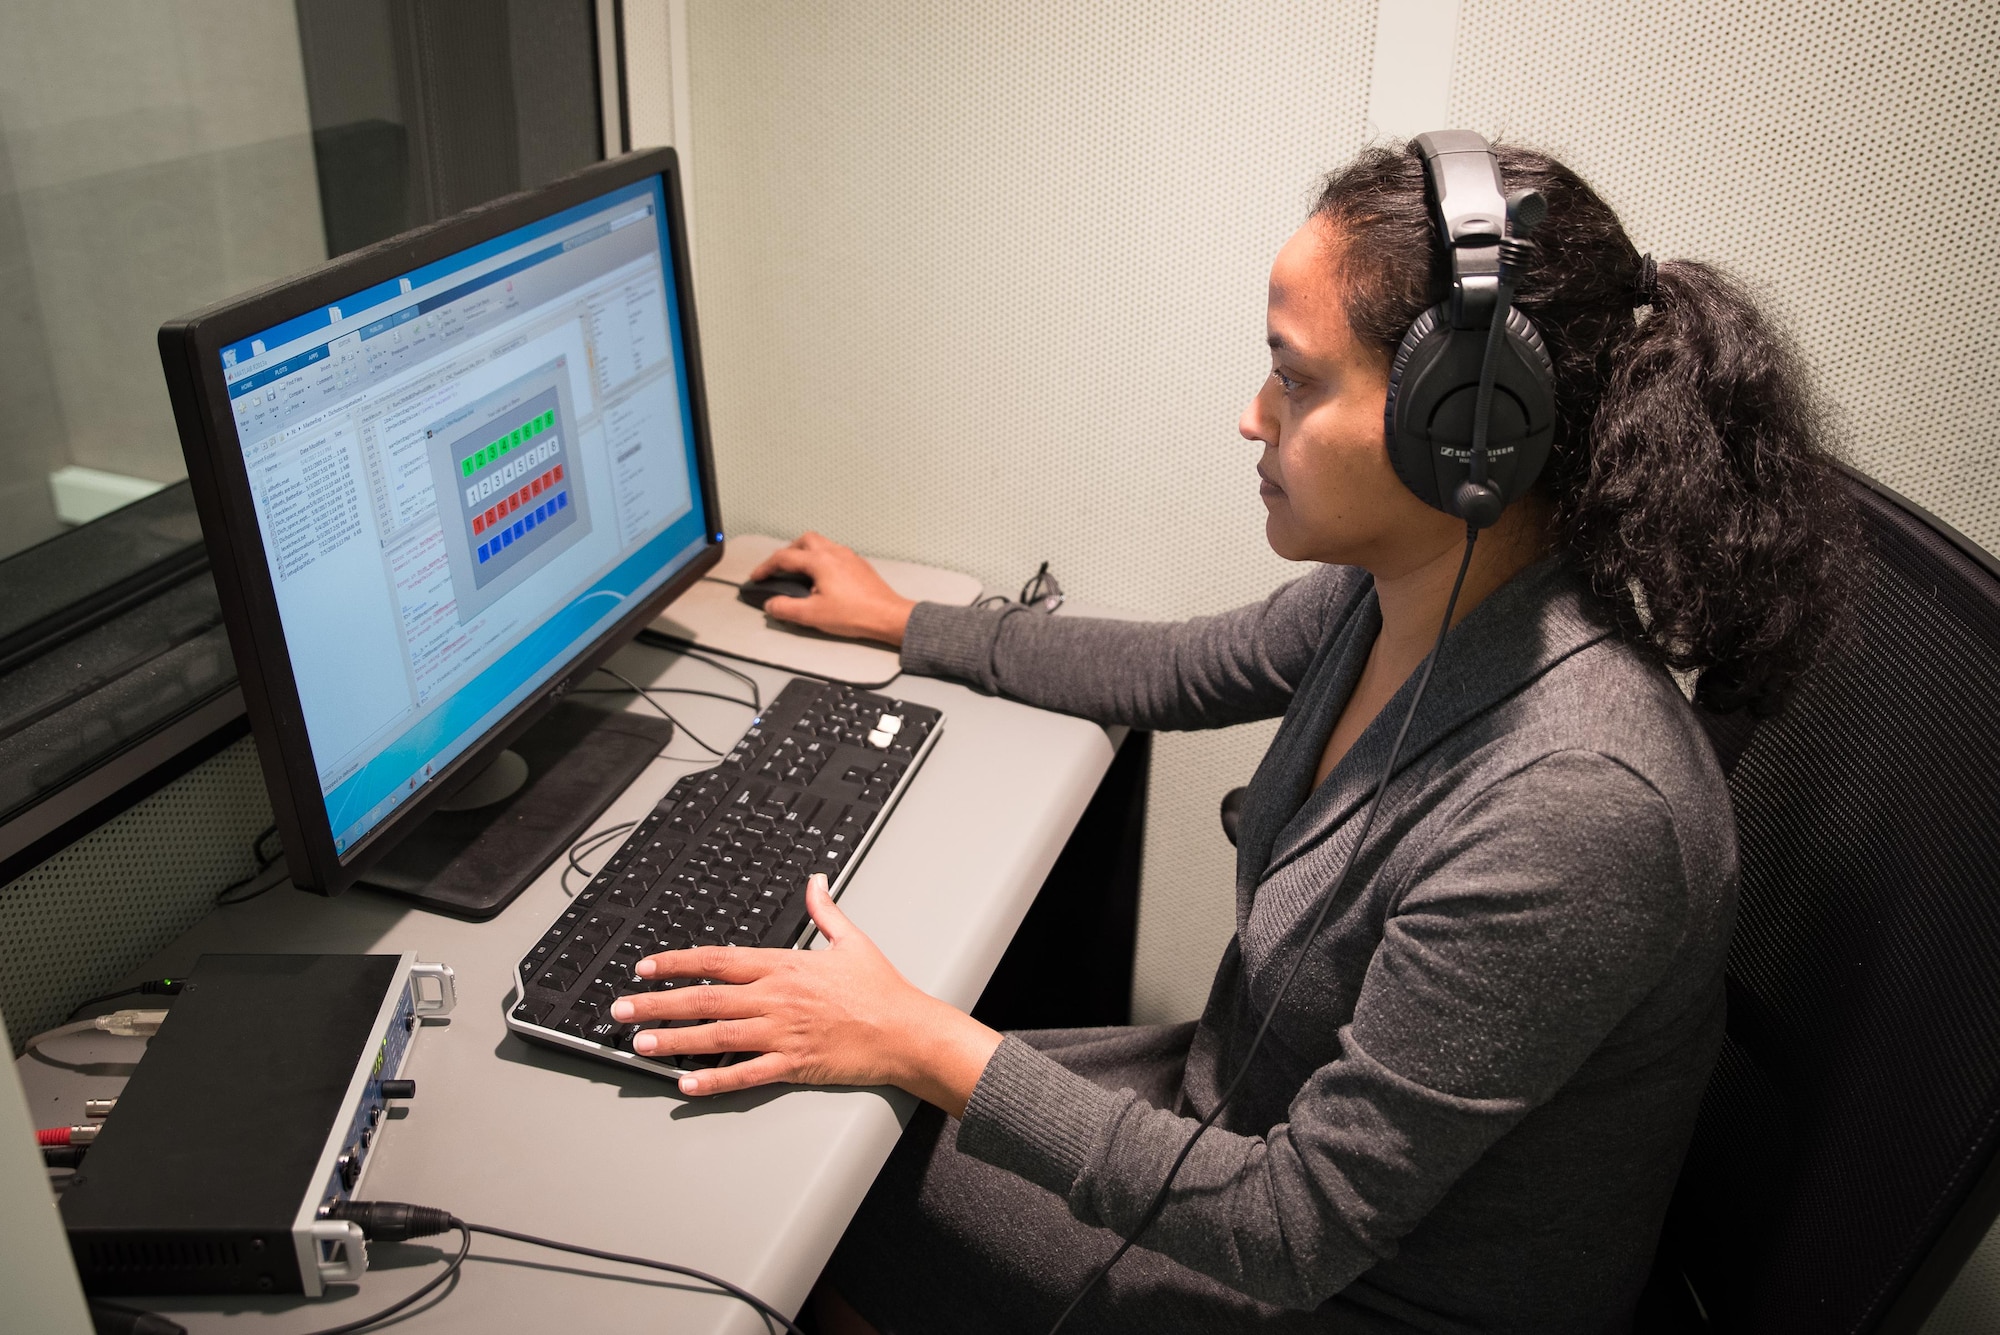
638, 627, 871, 693
253, 823, 283, 868
562, 819, 636, 897
596, 665, 726, 756
465, 1221, 805, 1335
1046, 527, 1480, 1333
87, 1298, 186, 1335
575, 684, 757, 712
634, 630, 764, 711
65, 978, 184, 1022
323, 1202, 803, 1334
295, 1222, 470, 1335
216, 822, 285, 905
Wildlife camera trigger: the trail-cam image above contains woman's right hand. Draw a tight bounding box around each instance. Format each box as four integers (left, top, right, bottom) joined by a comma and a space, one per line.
746, 532, 916, 647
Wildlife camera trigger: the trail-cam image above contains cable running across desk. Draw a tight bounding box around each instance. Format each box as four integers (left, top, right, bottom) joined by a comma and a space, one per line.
308, 1202, 805, 1334
593, 664, 732, 757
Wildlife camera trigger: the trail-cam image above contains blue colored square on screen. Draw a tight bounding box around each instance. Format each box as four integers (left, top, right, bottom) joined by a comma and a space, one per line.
557, 491, 568, 510
512, 520, 524, 539
501, 528, 513, 548
477, 543, 488, 562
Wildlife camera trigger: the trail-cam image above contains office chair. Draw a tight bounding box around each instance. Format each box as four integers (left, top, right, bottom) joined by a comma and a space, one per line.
1217, 468, 2000, 1332
1640, 467, 2000, 1332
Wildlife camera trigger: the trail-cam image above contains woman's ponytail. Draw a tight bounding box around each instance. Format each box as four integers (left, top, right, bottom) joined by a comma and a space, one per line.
1564, 258, 1864, 710
1315, 147, 1863, 711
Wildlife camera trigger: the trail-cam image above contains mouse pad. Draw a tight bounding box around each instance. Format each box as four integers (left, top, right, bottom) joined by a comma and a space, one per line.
649, 534, 985, 686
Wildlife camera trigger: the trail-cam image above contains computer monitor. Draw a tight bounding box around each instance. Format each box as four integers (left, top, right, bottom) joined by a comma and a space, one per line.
161, 148, 723, 904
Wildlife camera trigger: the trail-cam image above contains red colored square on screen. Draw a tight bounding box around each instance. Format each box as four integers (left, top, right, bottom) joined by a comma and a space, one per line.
553, 463, 564, 482
531, 478, 543, 496
472, 515, 484, 534
486, 506, 498, 527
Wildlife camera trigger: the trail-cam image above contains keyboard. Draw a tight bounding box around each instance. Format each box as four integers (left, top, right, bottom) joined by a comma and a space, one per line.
506, 676, 943, 1077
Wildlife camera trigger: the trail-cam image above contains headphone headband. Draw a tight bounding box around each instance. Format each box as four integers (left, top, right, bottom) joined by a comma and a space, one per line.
1412, 131, 1508, 329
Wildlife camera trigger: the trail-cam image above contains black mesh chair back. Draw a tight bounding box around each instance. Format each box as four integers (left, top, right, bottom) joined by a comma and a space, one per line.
1650, 470, 2000, 1332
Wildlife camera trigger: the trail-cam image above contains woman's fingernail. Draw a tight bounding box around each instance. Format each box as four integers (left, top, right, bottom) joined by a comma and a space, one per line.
680, 1076, 700, 1094
611, 999, 634, 1021
634, 1031, 656, 1052
635, 959, 656, 977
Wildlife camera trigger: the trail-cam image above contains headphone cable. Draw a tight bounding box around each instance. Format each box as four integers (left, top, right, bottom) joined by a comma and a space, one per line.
1046, 524, 1478, 1332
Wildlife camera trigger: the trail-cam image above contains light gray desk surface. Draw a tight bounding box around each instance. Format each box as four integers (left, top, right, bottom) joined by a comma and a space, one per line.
18, 637, 1122, 1333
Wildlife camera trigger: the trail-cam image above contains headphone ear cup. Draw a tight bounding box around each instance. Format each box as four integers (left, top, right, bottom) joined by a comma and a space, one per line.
1383, 302, 1557, 519
1384, 304, 1450, 509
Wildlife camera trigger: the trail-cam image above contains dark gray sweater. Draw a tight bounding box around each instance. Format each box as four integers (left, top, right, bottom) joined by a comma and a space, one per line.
900, 559, 1736, 1332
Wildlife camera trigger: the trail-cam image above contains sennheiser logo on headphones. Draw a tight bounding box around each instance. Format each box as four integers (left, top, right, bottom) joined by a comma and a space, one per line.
1437, 443, 1519, 461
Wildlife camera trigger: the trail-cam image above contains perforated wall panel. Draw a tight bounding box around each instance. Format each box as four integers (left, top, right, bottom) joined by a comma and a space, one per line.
1447, 0, 2000, 556
0, 738, 272, 1048
686, 0, 1377, 1021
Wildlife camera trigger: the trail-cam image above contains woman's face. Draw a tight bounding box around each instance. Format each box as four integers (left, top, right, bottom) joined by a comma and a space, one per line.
1240, 220, 1444, 570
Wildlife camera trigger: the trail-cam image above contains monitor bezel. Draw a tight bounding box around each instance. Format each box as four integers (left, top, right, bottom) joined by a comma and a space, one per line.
159, 147, 724, 896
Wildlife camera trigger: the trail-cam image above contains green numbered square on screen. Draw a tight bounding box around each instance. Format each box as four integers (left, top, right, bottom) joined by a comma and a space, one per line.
461, 458, 474, 477
542, 410, 554, 431
511, 429, 522, 447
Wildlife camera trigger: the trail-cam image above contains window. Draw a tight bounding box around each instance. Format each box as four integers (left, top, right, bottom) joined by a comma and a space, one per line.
0, 0, 608, 871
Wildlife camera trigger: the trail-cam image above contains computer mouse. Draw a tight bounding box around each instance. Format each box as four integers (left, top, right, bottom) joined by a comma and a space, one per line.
737, 572, 814, 611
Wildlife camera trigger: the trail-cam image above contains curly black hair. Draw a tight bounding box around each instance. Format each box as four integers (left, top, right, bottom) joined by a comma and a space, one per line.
1312, 144, 1863, 712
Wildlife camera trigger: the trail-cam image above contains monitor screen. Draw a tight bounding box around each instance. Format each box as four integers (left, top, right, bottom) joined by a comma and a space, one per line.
215, 176, 709, 858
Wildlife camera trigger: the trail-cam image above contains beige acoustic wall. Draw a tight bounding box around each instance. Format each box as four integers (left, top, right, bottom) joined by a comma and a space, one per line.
686, 0, 1378, 1023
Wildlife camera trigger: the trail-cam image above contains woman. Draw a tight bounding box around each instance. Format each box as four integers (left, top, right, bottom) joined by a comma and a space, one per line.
607, 142, 1860, 1332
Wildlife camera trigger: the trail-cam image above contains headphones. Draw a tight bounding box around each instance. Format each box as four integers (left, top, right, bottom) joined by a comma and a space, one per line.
1384, 131, 1556, 530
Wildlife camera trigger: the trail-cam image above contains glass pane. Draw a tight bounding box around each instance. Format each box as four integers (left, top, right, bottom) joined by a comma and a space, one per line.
0, 1, 328, 560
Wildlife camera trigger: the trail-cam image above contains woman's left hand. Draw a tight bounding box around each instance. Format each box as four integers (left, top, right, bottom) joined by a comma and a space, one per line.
610, 874, 1003, 1112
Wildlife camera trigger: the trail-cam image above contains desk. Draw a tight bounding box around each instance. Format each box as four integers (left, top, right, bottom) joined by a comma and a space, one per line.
17, 636, 1123, 1332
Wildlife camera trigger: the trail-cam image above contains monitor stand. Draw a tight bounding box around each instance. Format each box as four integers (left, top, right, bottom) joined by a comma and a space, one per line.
355, 700, 676, 920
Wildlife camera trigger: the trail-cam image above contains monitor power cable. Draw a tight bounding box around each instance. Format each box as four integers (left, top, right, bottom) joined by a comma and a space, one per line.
637, 627, 896, 695
593, 664, 729, 758
1045, 525, 1478, 1333
562, 818, 637, 896
633, 632, 766, 710
316, 1200, 806, 1335
217, 822, 288, 906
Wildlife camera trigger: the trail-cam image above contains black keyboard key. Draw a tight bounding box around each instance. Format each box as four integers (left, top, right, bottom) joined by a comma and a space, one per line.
738, 902, 775, 939
588, 1019, 635, 1047
535, 966, 580, 993
555, 1007, 592, 1038
513, 999, 554, 1026
522, 936, 562, 972
574, 914, 618, 952
553, 943, 598, 974
766, 894, 812, 947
